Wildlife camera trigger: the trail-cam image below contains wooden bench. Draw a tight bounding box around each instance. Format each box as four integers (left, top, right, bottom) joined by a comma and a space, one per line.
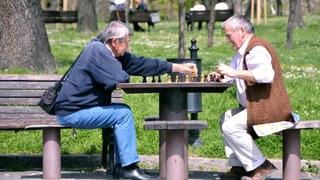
42, 10, 78, 23
0, 75, 120, 179
186, 9, 234, 31
109, 10, 160, 31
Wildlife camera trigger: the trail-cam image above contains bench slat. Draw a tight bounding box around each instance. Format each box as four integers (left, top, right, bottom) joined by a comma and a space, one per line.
0, 98, 40, 105
0, 81, 56, 90
0, 90, 45, 98
43, 10, 78, 23
109, 10, 159, 23
0, 106, 45, 114
0, 117, 58, 130
292, 120, 320, 129
0, 75, 61, 81
0, 114, 52, 119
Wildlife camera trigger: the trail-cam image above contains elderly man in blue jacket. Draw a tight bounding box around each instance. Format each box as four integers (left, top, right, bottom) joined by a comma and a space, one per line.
55, 21, 196, 180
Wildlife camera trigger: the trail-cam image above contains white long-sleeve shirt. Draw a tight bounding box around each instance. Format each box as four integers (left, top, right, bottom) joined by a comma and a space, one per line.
230, 35, 275, 107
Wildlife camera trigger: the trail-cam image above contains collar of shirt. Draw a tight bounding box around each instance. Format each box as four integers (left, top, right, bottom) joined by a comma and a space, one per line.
105, 43, 115, 57
238, 34, 253, 56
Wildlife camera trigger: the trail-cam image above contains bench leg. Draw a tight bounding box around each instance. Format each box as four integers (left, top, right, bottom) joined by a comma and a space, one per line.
102, 128, 115, 172
43, 128, 61, 179
283, 129, 300, 180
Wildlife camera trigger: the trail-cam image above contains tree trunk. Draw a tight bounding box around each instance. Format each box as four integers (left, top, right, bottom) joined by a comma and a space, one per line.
306, 0, 312, 13
207, 0, 216, 48
178, 0, 185, 58
294, 0, 304, 27
203, 0, 210, 9
125, 0, 130, 25
77, 0, 98, 33
285, 0, 304, 48
233, 0, 242, 15
286, 0, 297, 49
0, 0, 56, 72
96, 0, 108, 21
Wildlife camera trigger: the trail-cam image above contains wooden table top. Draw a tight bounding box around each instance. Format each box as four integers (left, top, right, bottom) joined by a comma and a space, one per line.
117, 82, 233, 93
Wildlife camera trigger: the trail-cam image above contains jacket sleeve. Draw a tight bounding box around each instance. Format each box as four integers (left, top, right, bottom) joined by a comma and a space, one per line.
117, 52, 172, 76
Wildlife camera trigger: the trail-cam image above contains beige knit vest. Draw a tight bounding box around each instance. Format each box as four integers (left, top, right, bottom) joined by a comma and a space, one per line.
244, 35, 293, 127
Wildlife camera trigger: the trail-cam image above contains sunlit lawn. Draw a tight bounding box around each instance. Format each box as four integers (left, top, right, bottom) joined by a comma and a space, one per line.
0, 15, 319, 162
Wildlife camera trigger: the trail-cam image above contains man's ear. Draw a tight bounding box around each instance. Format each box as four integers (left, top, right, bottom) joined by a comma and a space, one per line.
240, 27, 245, 34
240, 27, 247, 38
110, 38, 117, 47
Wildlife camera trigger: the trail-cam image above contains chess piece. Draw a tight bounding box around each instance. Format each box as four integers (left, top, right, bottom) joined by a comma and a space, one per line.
167, 74, 171, 82
203, 74, 208, 82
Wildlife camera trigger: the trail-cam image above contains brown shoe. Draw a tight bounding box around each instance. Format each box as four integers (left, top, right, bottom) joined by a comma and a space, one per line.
227, 166, 249, 177
241, 160, 277, 180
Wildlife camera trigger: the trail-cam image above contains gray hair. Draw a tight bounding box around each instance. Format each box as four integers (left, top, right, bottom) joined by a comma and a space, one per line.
97, 21, 132, 43
222, 15, 255, 33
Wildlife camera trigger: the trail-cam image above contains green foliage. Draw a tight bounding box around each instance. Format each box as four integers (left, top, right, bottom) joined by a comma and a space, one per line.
0, 15, 319, 162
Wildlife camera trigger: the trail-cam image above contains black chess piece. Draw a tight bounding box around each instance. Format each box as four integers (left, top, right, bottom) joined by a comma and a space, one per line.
142, 76, 147, 83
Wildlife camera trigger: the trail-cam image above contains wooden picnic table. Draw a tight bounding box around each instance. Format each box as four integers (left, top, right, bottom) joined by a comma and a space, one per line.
117, 82, 233, 180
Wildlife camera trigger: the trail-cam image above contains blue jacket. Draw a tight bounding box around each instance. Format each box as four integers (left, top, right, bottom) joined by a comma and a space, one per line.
55, 38, 172, 116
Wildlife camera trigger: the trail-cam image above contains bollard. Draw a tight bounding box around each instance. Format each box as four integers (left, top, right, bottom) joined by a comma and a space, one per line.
188, 39, 203, 147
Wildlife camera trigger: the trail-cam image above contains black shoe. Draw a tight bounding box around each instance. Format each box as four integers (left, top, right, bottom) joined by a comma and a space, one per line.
113, 163, 157, 180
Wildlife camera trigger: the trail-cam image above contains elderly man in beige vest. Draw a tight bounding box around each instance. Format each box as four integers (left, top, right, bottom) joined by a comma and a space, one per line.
211, 15, 293, 180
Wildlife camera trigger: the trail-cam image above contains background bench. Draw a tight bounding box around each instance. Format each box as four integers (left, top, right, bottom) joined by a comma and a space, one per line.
186, 9, 234, 31
0, 75, 120, 179
42, 10, 78, 23
109, 10, 160, 31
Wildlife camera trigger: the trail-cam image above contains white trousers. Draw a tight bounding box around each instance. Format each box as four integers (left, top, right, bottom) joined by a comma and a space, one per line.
220, 107, 265, 171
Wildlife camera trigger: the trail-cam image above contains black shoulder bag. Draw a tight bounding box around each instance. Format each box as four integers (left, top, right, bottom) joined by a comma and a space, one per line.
38, 51, 83, 115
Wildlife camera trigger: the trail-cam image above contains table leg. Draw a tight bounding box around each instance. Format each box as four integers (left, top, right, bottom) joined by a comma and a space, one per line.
159, 89, 188, 180
166, 130, 187, 180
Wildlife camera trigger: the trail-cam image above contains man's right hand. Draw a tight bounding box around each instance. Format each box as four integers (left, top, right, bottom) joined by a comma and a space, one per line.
172, 63, 198, 75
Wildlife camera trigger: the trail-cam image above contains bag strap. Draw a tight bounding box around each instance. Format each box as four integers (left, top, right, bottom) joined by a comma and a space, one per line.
57, 50, 83, 85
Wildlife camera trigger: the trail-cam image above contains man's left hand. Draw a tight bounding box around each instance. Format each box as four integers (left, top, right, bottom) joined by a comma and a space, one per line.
216, 63, 237, 78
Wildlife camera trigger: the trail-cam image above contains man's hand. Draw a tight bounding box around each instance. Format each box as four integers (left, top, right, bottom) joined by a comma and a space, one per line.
216, 63, 237, 78
216, 63, 256, 82
172, 63, 198, 75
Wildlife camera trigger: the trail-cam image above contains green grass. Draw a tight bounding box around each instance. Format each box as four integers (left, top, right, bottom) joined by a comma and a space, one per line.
0, 15, 319, 162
